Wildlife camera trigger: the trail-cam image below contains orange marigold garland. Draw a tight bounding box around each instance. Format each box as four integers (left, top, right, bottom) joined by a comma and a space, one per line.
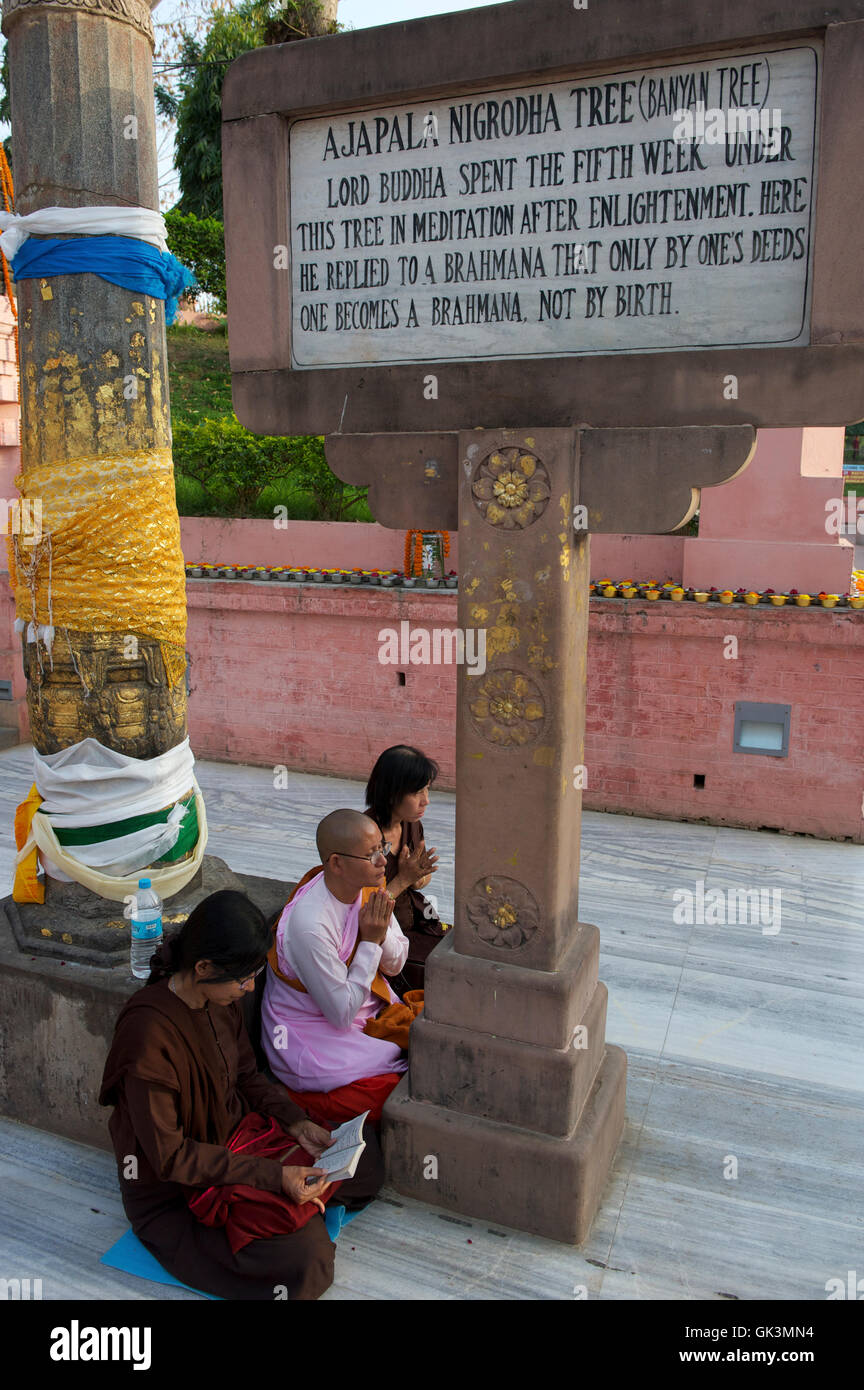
404, 529, 450, 577
0, 145, 18, 373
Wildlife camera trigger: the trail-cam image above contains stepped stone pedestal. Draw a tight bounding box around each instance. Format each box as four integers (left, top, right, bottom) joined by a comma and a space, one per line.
0, 864, 294, 1148
382, 428, 626, 1243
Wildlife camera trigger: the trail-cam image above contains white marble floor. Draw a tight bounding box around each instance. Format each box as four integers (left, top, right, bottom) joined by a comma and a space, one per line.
1, 744, 862, 1300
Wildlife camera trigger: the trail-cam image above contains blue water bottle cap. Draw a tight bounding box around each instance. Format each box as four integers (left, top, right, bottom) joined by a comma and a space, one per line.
139, 878, 151, 889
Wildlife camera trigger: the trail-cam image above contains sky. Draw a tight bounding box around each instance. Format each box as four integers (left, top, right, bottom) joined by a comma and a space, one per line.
338, 0, 503, 25
152, 0, 506, 205
0, 1, 507, 200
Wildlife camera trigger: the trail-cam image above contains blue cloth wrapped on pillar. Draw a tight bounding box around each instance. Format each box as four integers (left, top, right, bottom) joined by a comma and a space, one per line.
10, 235, 197, 325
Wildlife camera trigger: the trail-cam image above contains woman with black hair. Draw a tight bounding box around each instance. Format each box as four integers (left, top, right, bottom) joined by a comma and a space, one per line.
364, 744, 446, 992
99, 889, 383, 1300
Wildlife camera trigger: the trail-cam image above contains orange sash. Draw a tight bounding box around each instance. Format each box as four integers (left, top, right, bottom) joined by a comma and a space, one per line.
13, 784, 45, 904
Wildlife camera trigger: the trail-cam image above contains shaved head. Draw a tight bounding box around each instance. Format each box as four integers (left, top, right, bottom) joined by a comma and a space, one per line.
317, 809, 379, 862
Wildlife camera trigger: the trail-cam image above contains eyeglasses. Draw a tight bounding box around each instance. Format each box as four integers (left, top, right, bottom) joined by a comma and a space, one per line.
234, 963, 267, 987
337, 841, 391, 865
206, 962, 267, 987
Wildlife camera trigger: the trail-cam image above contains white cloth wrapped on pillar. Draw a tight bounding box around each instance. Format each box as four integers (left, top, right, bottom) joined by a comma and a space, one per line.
0, 206, 169, 260
15, 736, 208, 900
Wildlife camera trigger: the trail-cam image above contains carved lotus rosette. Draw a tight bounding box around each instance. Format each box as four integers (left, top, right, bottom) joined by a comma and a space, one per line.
467, 668, 545, 747
467, 875, 539, 950
470, 446, 551, 529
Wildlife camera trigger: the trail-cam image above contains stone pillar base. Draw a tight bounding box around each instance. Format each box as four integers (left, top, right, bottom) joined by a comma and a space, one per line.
382, 1044, 627, 1244
423, 925, 600, 1049
408, 983, 608, 1136
0, 869, 295, 1147
1, 856, 294, 966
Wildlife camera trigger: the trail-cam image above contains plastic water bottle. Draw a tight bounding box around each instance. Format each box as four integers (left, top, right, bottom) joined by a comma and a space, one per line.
130, 878, 163, 980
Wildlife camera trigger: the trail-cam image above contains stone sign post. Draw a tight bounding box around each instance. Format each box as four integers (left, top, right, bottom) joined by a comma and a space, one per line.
222, 0, 864, 1240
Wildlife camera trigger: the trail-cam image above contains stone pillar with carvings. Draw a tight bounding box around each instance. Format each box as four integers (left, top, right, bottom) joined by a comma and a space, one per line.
0, 0, 215, 960
383, 428, 627, 1244
1, 0, 186, 758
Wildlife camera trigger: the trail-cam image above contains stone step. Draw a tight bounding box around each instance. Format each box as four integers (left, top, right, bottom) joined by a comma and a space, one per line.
410, 981, 608, 1136
423, 923, 600, 1050
383, 1044, 627, 1245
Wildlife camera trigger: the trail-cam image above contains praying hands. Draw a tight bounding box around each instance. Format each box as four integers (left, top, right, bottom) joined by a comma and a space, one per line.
358, 885, 396, 945
391, 842, 439, 897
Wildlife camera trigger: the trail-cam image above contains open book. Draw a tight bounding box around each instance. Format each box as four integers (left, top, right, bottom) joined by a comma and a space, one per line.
306, 1110, 370, 1183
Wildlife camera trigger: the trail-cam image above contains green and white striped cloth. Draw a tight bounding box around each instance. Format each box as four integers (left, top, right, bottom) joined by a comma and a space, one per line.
34, 736, 201, 881
48, 793, 199, 876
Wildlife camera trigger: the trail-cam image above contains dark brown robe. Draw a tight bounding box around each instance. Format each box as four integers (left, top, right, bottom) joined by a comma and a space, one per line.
378, 817, 446, 993
99, 979, 383, 1300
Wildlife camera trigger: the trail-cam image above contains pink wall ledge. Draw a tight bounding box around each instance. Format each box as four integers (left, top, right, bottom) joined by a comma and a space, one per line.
182, 581, 864, 843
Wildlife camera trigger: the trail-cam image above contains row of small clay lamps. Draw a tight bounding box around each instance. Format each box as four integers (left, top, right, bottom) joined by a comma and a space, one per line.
591, 579, 864, 607
184, 564, 459, 586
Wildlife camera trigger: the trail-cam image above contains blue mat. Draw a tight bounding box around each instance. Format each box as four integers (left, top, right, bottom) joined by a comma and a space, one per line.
100, 1229, 221, 1298
324, 1202, 361, 1241
100, 1205, 360, 1298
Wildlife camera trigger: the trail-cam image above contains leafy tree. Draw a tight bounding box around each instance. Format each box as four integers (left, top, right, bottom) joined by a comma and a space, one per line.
1, 45, 11, 163
162, 0, 340, 220
165, 209, 226, 309
264, 0, 339, 43
286, 431, 369, 521
173, 417, 297, 513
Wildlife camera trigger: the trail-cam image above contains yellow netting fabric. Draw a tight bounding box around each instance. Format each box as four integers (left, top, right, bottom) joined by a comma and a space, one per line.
9, 447, 186, 650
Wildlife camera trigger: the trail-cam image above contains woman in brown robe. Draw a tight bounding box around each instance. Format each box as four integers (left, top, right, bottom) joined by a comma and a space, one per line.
365, 745, 446, 993
99, 889, 383, 1301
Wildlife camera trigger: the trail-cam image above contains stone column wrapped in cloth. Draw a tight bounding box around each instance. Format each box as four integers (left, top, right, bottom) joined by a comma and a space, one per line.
14, 738, 208, 903
0, 205, 195, 327
7, 445, 203, 900
4, 203, 203, 901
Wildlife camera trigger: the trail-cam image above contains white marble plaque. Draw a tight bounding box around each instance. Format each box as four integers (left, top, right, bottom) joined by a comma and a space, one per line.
288, 44, 819, 368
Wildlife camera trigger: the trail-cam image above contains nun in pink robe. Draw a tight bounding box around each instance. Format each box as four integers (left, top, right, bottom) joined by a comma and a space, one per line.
261, 869, 409, 1096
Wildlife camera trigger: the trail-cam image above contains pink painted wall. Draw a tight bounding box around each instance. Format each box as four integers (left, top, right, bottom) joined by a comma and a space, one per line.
185, 581, 864, 843
684, 427, 854, 594
187, 583, 458, 785
0, 578, 27, 739
800, 427, 847, 476
682, 537, 854, 595
699, 429, 841, 541
0, 295, 19, 501
585, 599, 863, 842
588, 534, 685, 583
180, 516, 430, 572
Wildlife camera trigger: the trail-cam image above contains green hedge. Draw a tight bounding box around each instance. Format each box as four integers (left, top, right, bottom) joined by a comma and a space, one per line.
172, 417, 369, 521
